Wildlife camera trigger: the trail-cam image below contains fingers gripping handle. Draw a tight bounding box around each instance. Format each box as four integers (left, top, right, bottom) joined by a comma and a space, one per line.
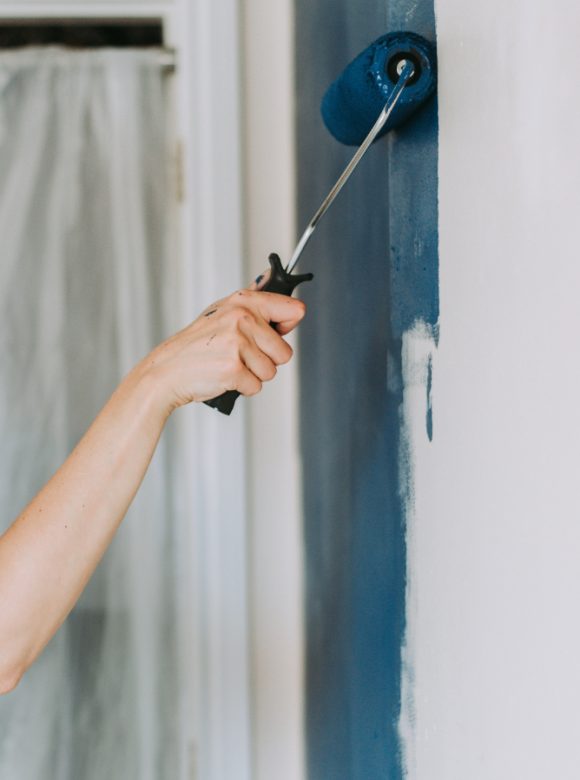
203, 254, 313, 416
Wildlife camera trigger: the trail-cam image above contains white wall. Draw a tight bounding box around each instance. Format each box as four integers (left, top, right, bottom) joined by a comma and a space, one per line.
403, 1, 580, 777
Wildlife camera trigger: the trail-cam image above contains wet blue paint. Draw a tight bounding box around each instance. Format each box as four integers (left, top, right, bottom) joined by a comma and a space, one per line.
321, 32, 437, 146
296, 1, 438, 777
388, 5, 439, 338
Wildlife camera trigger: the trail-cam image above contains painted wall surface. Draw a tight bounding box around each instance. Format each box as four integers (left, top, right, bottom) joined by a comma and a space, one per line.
402, 0, 580, 777
296, 6, 404, 775
296, 1, 437, 777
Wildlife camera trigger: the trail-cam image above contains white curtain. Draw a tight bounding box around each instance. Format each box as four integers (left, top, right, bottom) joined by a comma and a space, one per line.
0, 48, 188, 779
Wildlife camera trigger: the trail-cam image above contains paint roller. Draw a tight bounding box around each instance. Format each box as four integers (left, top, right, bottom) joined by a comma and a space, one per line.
206, 31, 437, 415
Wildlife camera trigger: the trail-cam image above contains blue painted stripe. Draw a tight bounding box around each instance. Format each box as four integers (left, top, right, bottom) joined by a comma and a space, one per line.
296, 1, 439, 776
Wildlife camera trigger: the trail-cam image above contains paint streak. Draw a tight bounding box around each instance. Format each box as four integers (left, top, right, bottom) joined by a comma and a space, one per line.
426, 353, 433, 441
204, 308, 217, 318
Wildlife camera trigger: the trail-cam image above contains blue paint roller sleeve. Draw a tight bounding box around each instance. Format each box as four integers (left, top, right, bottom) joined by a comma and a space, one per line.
321, 32, 437, 146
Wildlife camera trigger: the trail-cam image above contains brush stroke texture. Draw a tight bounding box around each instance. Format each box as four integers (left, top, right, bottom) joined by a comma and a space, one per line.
297, 1, 438, 777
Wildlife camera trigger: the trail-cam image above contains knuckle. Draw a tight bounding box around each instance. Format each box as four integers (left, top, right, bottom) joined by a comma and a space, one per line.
223, 332, 242, 351
228, 290, 251, 308
223, 329, 249, 355
224, 304, 251, 325
225, 305, 245, 323
222, 354, 243, 377
294, 299, 306, 317
246, 378, 262, 397
277, 343, 293, 365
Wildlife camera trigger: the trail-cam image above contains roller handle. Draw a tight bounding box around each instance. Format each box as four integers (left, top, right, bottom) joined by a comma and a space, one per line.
204, 253, 313, 416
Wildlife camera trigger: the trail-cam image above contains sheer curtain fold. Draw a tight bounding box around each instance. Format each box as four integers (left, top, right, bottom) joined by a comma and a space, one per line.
0, 48, 185, 780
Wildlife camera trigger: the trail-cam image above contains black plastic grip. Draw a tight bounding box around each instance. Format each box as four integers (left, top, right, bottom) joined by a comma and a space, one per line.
204, 253, 313, 416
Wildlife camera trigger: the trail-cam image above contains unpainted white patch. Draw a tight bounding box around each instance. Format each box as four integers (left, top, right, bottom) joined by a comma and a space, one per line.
398, 321, 437, 780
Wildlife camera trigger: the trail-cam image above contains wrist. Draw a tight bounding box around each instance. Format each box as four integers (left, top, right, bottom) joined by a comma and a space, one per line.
121, 359, 175, 424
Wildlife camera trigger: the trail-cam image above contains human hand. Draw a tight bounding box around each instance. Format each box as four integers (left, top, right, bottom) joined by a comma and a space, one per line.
141, 287, 306, 414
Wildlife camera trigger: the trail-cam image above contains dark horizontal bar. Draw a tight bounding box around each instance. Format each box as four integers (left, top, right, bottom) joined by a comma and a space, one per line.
0, 19, 163, 49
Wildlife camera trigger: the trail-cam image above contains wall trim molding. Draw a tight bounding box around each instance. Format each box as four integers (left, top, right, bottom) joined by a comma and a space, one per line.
171, 1, 252, 778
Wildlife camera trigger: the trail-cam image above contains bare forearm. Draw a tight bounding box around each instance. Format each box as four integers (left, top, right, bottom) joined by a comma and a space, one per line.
0, 364, 167, 686
0, 285, 305, 693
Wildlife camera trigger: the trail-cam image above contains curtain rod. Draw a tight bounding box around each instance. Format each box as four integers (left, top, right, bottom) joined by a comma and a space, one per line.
0, 46, 177, 73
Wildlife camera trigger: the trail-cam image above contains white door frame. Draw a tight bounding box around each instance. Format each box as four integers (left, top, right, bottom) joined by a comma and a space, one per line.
169, 2, 252, 779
